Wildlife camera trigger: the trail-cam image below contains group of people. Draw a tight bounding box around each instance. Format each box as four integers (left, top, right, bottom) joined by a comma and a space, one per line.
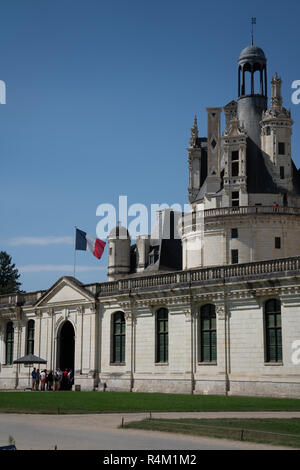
31, 367, 74, 391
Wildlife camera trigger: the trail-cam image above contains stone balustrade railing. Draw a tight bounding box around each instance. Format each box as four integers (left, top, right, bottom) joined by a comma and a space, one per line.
1, 256, 300, 306
203, 205, 300, 218
0, 291, 45, 306
99, 256, 300, 295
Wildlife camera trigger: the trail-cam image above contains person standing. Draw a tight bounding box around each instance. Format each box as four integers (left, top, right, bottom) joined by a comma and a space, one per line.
57, 368, 63, 391
53, 371, 59, 391
31, 367, 37, 391
47, 370, 53, 391
35, 369, 40, 391
40, 370, 46, 391
67, 369, 74, 390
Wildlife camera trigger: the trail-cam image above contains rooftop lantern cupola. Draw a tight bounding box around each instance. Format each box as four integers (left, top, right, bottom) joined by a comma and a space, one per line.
237, 21, 268, 148
238, 45, 267, 98
238, 18, 267, 98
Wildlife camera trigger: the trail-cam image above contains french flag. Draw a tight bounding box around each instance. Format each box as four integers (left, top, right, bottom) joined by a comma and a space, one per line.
75, 228, 106, 260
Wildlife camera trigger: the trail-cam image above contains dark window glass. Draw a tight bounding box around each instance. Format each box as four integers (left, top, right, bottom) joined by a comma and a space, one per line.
26, 320, 35, 355
231, 228, 238, 238
232, 161, 239, 177
278, 142, 285, 155
112, 312, 125, 363
231, 151, 239, 161
231, 191, 239, 207
275, 237, 281, 249
265, 299, 282, 362
200, 304, 217, 362
266, 127, 271, 135
280, 166, 285, 179
5, 322, 14, 365
156, 308, 168, 363
231, 249, 239, 264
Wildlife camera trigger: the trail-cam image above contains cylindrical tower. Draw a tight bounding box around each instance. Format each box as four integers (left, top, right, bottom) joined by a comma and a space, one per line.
107, 223, 131, 281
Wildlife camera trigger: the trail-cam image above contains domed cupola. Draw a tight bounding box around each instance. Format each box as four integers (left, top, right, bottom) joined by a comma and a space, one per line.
237, 43, 268, 148
238, 44, 267, 98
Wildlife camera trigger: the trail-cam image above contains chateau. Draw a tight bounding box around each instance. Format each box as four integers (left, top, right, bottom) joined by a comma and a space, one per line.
1, 42, 300, 397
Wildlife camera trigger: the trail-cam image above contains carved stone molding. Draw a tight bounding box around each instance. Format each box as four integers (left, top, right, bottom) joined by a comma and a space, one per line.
183, 306, 197, 322
55, 315, 64, 330
47, 307, 54, 317
124, 310, 133, 323
76, 306, 84, 315
119, 301, 132, 311
89, 305, 97, 315
216, 305, 226, 320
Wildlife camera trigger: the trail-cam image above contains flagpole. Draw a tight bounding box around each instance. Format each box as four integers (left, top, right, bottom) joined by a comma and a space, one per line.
74, 226, 77, 278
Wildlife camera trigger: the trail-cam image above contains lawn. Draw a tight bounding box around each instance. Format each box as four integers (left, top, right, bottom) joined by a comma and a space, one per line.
123, 418, 300, 448
1, 391, 300, 414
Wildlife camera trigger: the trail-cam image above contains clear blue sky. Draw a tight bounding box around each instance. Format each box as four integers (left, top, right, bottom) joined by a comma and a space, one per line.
1, 0, 300, 292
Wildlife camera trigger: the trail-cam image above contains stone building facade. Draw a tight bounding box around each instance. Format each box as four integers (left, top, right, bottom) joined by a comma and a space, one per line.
1, 42, 300, 397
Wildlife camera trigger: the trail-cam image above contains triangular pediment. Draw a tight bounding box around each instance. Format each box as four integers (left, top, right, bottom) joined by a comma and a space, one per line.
34, 276, 95, 307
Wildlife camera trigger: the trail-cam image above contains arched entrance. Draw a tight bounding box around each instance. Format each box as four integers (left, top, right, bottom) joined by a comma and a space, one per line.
58, 321, 75, 372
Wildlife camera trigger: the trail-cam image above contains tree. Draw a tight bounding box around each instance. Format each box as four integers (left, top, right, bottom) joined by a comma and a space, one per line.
0, 251, 22, 295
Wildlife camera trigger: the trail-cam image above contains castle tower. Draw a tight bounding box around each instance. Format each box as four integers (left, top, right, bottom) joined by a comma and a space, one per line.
107, 223, 131, 281
260, 73, 294, 194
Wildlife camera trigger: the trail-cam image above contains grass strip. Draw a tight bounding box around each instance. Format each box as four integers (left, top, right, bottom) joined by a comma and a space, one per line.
1, 391, 300, 414
123, 418, 300, 448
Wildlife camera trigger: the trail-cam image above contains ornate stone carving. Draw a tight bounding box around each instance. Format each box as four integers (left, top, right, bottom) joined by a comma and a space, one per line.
189, 116, 198, 148
47, 307, 54, 316
124, 310, 133, 322
216, 305, 226, 320
183, 306, 197, 322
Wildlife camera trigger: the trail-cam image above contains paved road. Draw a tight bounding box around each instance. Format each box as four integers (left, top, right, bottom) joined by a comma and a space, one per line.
0, 412, 298, 450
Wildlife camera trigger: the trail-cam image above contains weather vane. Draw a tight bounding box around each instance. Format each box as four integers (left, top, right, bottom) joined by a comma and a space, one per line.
251, 17, 256, 45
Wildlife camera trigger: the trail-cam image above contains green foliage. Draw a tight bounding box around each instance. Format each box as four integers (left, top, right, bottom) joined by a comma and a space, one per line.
0, 251, 22, 295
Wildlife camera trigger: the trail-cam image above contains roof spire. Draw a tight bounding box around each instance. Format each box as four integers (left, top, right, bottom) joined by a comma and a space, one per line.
189, 115, 198, 147
251, 17, 256, 45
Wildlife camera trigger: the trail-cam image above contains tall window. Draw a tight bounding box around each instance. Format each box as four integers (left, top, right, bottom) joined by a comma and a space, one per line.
278, 142, 285, 155
231, 249, 239, 264
112, 312, 126, 363
200, 304, 217, 362
5, 322, 14, 365
275, 237, 281, 249
265, 299, 282, 363
156, 308, 168, 363
231, 191, 239, 207
231, 151, 239, 177
231, 228, 238, 239
26, 320, 35, 355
